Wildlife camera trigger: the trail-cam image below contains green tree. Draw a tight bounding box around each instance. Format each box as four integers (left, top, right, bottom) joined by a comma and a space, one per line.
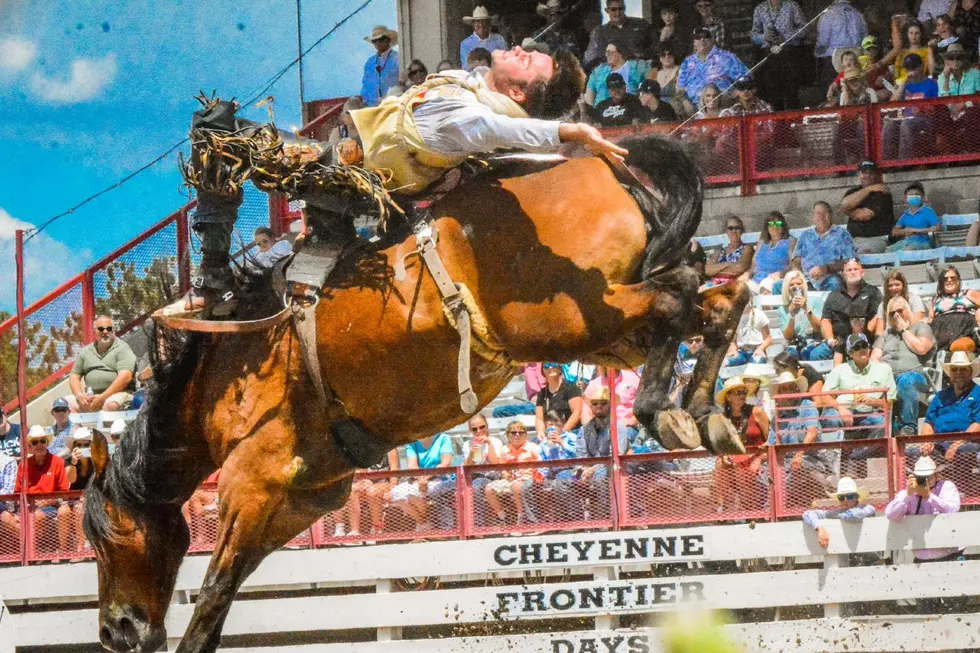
94, 256, 179, 328
0, 309, 84, 405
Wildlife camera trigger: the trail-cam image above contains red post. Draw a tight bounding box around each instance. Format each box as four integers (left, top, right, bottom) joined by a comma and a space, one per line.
607, 368, 622, 531
767, 444, 780, 522
268, 194, 290, 237
82, 269, 96, 343
177, 205, 191, 294
15, 230, 29, 565
739, 117, 757, 197
867, 104, 883, 166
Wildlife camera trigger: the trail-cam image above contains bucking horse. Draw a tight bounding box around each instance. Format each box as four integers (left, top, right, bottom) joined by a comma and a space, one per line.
82, 133, 749, 652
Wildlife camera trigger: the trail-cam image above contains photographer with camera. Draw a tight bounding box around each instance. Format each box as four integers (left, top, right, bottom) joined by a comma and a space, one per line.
885, 456, 962, 562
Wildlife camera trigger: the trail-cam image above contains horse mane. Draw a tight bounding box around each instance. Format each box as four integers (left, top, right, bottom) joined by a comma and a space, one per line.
85, 326, 208, 542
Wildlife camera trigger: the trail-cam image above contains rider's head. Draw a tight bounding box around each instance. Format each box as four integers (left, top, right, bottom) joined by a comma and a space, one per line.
490, 47, 585, 119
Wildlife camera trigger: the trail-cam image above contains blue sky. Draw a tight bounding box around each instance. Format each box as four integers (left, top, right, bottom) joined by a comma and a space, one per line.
0, 0, 396, 310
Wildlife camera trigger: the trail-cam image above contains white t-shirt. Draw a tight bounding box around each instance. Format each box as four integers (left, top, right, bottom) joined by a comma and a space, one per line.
466, 435, 504, 464
737, 308, 770, 347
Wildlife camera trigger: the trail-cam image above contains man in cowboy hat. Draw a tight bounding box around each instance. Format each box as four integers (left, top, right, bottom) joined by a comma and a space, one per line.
361, 25, 400, 108
917, 350, 980, 461
886, 456, 962, 562
773, 371, 842, 487
10, 425, 71, 547
460, 6, 508, 67
803, 476, 876, 549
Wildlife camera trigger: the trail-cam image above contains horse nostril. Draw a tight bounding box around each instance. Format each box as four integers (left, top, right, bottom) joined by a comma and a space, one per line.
100, 624, 115, 646
119, 615, 138, 644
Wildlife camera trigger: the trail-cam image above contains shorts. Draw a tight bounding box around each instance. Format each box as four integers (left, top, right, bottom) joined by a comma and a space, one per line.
487, 478, 532, 494
36, 505, 59, 518
64, 392, 134, 411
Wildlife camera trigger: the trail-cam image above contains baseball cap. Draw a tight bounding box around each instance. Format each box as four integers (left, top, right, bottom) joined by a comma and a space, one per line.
605, 72, 626, 88
846, 333, 870, 353
51, 397, 70, 411
733, 75, 756, 90
857, 160, 877, 172
638, 78, 661, 95
902, 53, 923, 70
692, 27, 713, 40
861, 35, 878, 49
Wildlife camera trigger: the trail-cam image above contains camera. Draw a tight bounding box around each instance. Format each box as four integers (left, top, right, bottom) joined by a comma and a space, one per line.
915, 475, 929, 487
77, 447, 92, 459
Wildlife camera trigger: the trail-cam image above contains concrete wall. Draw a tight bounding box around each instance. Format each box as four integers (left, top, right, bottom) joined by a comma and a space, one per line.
699, 164, 980, 237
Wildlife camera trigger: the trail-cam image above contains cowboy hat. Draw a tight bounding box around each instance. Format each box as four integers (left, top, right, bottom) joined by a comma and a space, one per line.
942, 350, 980, 377
832, 46, 862, 73
914, 455, 937, 477
770, 371, 808, 394
463, 6, 496, 25
65, 426, 93, 451
741, 362, 773, 388
826, 476, 869, 501
715, 375, 750, 405
109, 419, 127, 436
364, 25, 398, 45
27, 424, 50, 442
537, 0, 562, 16
584, 385, 611, 402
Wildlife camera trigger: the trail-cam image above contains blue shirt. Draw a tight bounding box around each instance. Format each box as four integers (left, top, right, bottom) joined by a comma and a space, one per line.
405, 433, 455, 469
896, 206, 939, 248
360, 49, 400, 107
752, 238, 792, 283
677, 46, 749, 102
815, 0, 867, 58
925, 383, 980, 434
773, 399, 819, 445
459, 32, 508, 67
904, 78, 939, 101
794, 225, 856, 275
802, 504, 876, 529
0, 423, 21, 458
539, 432, 578, 461
586, 60, 651, 104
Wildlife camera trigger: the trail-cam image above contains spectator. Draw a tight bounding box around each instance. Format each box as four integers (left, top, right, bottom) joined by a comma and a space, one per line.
751, 0, 807, 110
676, 28, 749, 104
462, 413, 504, 528
694, 83, 723, 119
435, 59, 454, 73
654, 47, 687, 115
815, 0, 868, 88
713, 376, 769, 512
695, 0, 727, 48
773, 351, 827, 400
685, 237, 708, 281
929, 14, 958, 69
536, 1, 582, 59
885, 18, 933, 83
63, 427, 96, 555
832, 62, 881, 106
0, 447, 15, 540
793, 201, 857, 292
920, 0, 956, 24
936, 42, 980, 147
951, 0, 980, 52
327, 96, 366, 149
820, 258, 884, 363
871, 269, 927, 336
930, 265, 980, 350
466, 47, 493, 71
67, 315, 137, 412
486, 420, 541, 526
840, 160, 895, 254
539, 410, 578, 463
249, 226, 292, 270
773, 371, 839, 487
705, 216, 756, 288
583, 0, 656, 70
656, 4, 688, 55
107, 418, 127, 451
885, 456, 962, 563
725, 305, 773, 366
822, 334, 897, 458
360, 25, 400, 107
581, 366, 641, 443
918, 350, 980, 462
0, 405, 21, 459
535, 363, 583, 440
672, 335, 705, 406
11, 426, 71, 551
459, 7, 507, 67
592, 73, 646, 126
779, 270, 832, 361
404, 59, 428, 87
871, 297, 936, 435
585, 40, 650, 106
637, 79, 678, 123
389, 433, 455, 531
859, 36, 896, 101
803, 477, 876, 549
888, 182, 940, 251
48, 397, 75, 460
748, 211, 796, 295
718, 75, 774, 118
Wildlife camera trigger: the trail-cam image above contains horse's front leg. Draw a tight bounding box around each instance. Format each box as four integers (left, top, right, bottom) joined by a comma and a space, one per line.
175, 468, 349, 653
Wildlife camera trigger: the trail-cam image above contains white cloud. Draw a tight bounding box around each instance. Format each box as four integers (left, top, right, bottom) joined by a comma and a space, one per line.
29, 53, 117, 104
0, 37, 37, 73
0, 208, 92, 311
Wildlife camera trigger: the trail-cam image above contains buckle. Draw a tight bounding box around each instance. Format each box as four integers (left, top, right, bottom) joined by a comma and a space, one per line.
191, 276, 205, 289
221, 291, 234, 302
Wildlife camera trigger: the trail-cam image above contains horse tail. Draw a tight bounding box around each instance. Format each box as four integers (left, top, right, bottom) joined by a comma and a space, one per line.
619, 134, 704, 279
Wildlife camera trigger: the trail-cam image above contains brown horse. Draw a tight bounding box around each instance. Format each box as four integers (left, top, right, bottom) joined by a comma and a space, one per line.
82, 136, 749, 653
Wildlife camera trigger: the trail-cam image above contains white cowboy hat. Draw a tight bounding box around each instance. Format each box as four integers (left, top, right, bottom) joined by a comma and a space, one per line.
832, 46, 862, 73
463, 6, 496, 25
537, 0, 562, 16
913, 456, 937, 477
741, 362, 774, 388
109, 419, 127, 435
715, 375, 750, 405
770, 371, 808, 394
826, 476, 869, 501
584, 385, 611, 403
941, 350, 980, 377
65, 426, 93, 451
27, 424, 47, 438
364, 25, 398, 45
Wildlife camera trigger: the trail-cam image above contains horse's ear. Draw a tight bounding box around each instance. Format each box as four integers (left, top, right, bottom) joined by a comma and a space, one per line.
91, 430, 110, 478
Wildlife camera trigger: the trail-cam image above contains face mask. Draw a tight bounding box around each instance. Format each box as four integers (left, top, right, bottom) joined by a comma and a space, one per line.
907, 195, 922, 207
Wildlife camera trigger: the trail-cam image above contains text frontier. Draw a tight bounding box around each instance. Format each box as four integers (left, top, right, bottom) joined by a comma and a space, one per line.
495, 580, 706, 617
492, 533, 707, 567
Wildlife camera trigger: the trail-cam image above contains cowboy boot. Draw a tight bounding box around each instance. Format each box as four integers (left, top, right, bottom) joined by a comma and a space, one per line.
286, 199, 356, 300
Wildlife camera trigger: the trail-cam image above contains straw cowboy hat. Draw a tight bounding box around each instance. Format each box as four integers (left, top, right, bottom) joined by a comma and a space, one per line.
109, 419, 127, 436
741, 362, 773, 388
770, 371, 808, 394
584, 385, 611, 403
463, 6, 496, 25
832, 46, 862, 73
715, 376, 750, 405
827, 476, 869, 502
942, 350, 980, 377
537, 0, 562, 16
27, 424, 52, 444
364, 25, 398, 45
64, 426, 93, 451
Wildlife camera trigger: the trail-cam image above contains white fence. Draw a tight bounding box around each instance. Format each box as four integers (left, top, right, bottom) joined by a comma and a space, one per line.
3, 513, 980, 651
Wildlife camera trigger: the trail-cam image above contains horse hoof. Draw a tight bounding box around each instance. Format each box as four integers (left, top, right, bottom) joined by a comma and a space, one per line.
656, 409, 700, 450
702, 414, 745, 455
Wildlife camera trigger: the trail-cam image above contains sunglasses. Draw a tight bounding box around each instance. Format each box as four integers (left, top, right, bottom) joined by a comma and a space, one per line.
728, 389, 748, 396
507, 429, 528, 435
590, 400, 610, 406
28, 438, 48, 446
727, 226, 743, 232
850, 342, 870, 352
542, 364, 560, 370
408, 69, 425, 75
607, 6, 625, 12
96, 326, 114, 333
469, 424, 488, 432
52, 407, 69, 413
767, 220, 784, 227
837, 493, 857, 501
944, 276, 959, 282
889, 309, 904, 316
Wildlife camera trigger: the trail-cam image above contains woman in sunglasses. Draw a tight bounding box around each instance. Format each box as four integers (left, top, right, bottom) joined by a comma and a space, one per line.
713, 376, 769, 514
870, 268, 926, 336
404, 59, 429, 87
929, 265, 980, 350
704, 216, 755, 288
485, 421, 541, 526
802, 477, 875, 550
747, 211, 795, 295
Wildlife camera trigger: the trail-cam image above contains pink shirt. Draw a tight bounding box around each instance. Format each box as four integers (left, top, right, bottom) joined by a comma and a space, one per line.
581, 370, 641, 424
523, 364, 547, 402
885, 480, 961, 560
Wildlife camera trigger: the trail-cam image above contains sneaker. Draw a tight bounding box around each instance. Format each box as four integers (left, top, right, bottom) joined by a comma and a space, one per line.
897, 425, 918, 437
333, 524, 345, 537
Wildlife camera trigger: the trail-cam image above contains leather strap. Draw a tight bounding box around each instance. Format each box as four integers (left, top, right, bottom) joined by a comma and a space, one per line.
153, 305, 292, 333
292, 301, 331, 406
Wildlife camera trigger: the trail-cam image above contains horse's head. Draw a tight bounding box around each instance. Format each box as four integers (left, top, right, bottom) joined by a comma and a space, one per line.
83, 430, 190, 653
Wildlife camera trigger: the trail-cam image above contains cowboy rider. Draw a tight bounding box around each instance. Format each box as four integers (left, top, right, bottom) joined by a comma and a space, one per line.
175, 42, 626, 317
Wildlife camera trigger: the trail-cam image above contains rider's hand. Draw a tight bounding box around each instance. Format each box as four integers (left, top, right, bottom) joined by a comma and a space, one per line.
559, 123, 629, 163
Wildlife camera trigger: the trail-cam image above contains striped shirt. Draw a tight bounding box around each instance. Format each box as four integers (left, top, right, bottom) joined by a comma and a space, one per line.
0, 453, 17, 495
751, 0, 807, 48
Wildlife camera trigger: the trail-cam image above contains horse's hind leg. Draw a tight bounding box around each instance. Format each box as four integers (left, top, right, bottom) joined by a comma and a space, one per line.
682, 281, 752, 454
